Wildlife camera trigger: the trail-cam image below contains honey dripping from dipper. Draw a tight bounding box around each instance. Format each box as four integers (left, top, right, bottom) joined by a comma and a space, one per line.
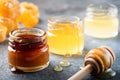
68, 46, 116, 80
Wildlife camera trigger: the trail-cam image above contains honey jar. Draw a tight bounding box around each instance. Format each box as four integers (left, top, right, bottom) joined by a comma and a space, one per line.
47, 16, 84, 56
84, 3, 119, 38
8, 28, 49, 73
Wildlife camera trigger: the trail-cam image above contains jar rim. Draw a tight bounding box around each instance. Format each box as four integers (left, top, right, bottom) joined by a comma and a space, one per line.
48, 16, 81, 24
9, 28, 45, 43
86, 3, 118, 16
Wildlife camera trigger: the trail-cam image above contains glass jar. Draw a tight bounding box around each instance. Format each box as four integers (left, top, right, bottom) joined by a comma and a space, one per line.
8, 28, 49, 73
84, 3, 119, 38
47, 16, 84, 57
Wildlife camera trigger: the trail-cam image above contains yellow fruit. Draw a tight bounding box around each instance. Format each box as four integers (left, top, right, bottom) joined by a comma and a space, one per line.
0, 24, 7, 43
20, 2, 39, 18
18, 2, 39, 28
0, 0, 20, 18
0, 17, 18, 36
18, 11, 39, 28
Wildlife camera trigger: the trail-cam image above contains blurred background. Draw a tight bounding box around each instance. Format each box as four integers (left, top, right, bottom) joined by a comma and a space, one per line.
19, 0, 120, 31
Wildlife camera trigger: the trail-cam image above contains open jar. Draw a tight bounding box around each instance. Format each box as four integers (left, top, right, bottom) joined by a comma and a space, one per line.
8, 28, 49, 73
47, 16, 84, 57
84, 3, 119, 38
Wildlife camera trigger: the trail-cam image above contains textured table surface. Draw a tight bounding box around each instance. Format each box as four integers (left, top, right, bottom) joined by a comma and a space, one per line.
0, 0, 120, 80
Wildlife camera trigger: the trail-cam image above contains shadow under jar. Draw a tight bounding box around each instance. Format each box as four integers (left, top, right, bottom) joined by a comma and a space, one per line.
8, 28, 49, 73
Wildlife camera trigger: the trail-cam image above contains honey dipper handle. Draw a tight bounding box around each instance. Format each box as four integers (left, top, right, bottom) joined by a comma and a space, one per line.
68, 64, 93, 80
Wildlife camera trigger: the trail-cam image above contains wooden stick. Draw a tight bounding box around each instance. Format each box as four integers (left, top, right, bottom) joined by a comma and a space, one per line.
68, 64, 93, 80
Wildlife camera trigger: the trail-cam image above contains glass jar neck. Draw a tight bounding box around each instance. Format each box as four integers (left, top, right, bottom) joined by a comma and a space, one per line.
48, 16, 80, 24
9, 28, 46, 51
86, 3, 118, 17
9, 28, 46, 44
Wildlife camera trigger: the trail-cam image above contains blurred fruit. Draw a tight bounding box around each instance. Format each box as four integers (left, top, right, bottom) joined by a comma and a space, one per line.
0, 24, 7, 43
20, 2, 39, 18
0, 1, 40, 43
18, 11, 39, 28
0, 0, 20, 18
0, 17, 18, 36
18, 2, 39, 28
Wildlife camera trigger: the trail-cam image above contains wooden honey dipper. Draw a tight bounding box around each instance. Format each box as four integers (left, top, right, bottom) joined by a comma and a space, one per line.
68, 46, 115, 80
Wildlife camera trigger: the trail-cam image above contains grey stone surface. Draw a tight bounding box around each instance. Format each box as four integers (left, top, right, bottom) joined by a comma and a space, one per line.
0, 0, 120, 80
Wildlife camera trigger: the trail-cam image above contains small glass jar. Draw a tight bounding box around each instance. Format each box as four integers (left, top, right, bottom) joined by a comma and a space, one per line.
84, 3, 119, 38
47, 16, 84, 57
8, 28, 49, 73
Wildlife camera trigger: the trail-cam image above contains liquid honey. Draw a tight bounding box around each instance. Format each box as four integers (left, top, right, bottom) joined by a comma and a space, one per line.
84, 3, 119, 38
47, 17, 84, 56
85, 16, 118, 38
8, 28, 49, 73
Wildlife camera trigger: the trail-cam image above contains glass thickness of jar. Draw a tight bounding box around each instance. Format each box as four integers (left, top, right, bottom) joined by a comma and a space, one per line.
47, 16, 84, 57
8, 28, 49, 73
84, 3, 119, 38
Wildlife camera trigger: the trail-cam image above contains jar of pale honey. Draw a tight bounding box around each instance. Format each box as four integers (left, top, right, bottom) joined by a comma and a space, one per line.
84, 3, 119, 38
8, 28, 49, 73
47, 16, 84, 57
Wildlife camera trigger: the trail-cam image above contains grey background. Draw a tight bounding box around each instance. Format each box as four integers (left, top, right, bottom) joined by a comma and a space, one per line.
0, 0, 120, 80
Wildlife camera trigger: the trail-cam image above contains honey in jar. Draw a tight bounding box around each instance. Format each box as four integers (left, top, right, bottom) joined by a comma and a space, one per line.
8, 28, 49, 73
84, 3, 119, 38
47, 16, 84, 56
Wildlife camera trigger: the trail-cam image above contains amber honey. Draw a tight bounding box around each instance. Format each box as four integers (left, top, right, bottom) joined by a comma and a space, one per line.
47, 16, 84, 56
8, 28, 49, 73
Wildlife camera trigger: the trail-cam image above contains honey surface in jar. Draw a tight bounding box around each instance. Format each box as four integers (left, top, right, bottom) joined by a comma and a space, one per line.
47, 16, 84, 56
8, 28, 49, 73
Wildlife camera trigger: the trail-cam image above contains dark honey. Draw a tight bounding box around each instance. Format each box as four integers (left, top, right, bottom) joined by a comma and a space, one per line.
8, 28, 49, 73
